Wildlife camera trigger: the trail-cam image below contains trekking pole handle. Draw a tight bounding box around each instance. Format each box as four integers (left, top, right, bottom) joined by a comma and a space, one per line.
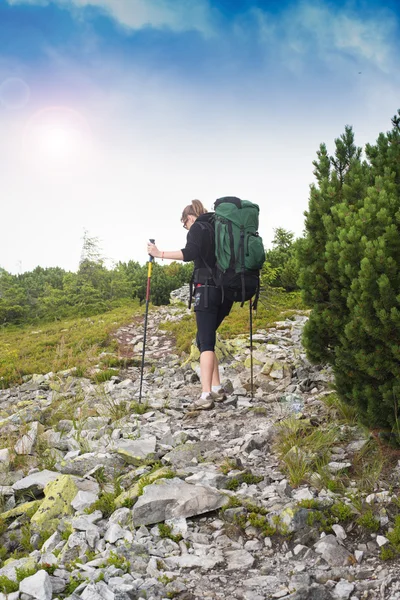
148, 239, 155, 263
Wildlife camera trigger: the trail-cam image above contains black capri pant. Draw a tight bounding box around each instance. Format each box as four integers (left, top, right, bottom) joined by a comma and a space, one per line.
194, 285, 233, 353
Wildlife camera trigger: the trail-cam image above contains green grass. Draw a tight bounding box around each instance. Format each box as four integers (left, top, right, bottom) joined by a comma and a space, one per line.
158, 523, 183, 544
322, 393, 359, 425
273, 417, 339, 487
86, 492, 116, 518
160, 289, 306, 353
356, 509, 380, 532
0, 576, 19, 594
0, 301, 142, 388
93, 369, 119, 383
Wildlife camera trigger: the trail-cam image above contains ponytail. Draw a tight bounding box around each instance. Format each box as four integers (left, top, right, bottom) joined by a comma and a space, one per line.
181, 199, 207, 224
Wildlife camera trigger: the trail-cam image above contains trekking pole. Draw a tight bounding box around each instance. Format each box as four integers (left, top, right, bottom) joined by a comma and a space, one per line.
139, 239, 155, 403
249, 298, 254, 400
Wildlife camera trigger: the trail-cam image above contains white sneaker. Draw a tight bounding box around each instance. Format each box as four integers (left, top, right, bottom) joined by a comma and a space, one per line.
213, 388, 227, 402
190, 393, 216, 410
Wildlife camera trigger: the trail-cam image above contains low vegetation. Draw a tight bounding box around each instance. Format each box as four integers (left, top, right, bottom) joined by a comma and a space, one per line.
161, 287, 307, 354
0, 302, 142, 388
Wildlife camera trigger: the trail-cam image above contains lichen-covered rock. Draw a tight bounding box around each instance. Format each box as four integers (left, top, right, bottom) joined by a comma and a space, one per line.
115, 466, 175, 508
1, 499, 41, 520
0, 556, 37, 583
31, 475, 79, 532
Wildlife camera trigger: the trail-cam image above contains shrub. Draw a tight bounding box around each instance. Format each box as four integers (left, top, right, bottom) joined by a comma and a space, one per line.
299, 111, 400, 429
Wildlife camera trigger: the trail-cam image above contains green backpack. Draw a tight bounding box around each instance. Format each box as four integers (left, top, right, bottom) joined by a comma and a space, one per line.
213, 196, 265, 305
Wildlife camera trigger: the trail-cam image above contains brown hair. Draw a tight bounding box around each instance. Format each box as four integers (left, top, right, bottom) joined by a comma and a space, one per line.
181, 199, 207, 224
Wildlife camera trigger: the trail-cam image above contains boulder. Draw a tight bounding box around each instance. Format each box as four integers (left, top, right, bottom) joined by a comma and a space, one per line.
12, 470, 59, 497
31, 475, 79, 532
19, 570, 52, 600
132, 477, 227, 525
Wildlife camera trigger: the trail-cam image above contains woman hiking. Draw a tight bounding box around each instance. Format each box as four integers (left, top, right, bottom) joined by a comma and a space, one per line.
147, 199, 233, 410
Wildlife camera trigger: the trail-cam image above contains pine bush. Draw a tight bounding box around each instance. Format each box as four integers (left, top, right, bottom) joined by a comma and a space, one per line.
299, 111, 400, 429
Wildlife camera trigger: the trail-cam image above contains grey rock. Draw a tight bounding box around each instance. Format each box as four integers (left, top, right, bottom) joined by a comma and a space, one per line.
243, 575, 280, 588
333, 580, 355, 599
224, 549, 255, 570
332, 524, 347, 540
165, 554, 223, 569
71, 490, 98, 512
72, 511, 103, 530
163, 442, 215, 468
41, 531, 61, 553
57, 452, 125, 477
185, 467, 228, 489
12, 469, 59, 495
113, 436, 157, 465
314, 535, 353, 567
328, 462, 352, 473
19, 570, 52, 600
86, 525, 100, 549
104, 523, 126, 543
132, 477, 226, 525
81, 582, 115, 599
15, 421, 40, 455
109, 508, 131, 527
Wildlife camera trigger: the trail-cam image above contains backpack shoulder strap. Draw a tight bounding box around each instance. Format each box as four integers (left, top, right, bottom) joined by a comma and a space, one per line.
194, 219, 218, 286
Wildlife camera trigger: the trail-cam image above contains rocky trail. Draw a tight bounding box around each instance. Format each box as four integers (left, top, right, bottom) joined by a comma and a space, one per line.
1, 288, 400, 600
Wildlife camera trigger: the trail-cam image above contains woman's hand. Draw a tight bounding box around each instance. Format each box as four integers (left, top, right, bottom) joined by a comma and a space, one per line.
147, 242, 160, 258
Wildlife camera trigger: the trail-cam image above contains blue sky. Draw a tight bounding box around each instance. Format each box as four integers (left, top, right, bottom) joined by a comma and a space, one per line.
1, 0, 400, 273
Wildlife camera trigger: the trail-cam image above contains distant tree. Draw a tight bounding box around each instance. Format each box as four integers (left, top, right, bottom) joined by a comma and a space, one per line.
265, 228, 301, 291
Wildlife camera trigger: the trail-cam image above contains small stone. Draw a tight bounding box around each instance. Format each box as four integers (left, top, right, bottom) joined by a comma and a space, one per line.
41, 531, 61, 553
332, 524, 347, 540
376, 535, 389, 546
72, 511, 103, 530
71, 490, 98, 512
15, 422, 40, 455
328, 462, 352, 473
333, 580, 355, 599
86, 525, 100, 549
109, 507, 132, 528
243, 575, 280, 588
104, 523, 125, 543
354, 550, 364, 563
293, 544, 308, 558
225, 549, 255, 570
0, 449, 10, 468
244, 539, 263, 551
272, 590, 290, 599
314, 535, 353, 567
292, 488, 314, 502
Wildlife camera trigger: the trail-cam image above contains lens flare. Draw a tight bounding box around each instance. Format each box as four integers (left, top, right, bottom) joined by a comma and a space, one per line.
22, 106, 92, 172
0, 77, 30, 109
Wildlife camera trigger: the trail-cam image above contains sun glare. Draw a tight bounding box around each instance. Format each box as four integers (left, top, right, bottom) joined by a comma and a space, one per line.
22, 106, 92, 172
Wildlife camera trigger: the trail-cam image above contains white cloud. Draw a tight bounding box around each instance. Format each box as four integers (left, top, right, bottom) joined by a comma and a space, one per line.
251, 2, 397, 74
6, 0, 216, 35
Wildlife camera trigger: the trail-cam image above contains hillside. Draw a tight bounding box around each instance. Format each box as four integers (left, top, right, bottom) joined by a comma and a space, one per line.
0, 290, 400, 599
